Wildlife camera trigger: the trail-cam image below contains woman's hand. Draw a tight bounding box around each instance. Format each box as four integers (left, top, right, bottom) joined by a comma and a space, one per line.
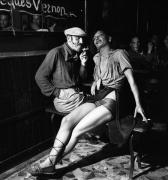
91, 82, 96, 95
91, 79, 101, 95
134, 105, 148, 122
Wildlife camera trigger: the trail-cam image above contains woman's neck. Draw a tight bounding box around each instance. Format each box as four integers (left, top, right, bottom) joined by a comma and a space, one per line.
99, 45, 111, 56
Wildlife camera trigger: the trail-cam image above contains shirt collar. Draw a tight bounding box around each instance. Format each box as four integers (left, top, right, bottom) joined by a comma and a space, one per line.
63, 43, 79, 61
95, 49, 115, 58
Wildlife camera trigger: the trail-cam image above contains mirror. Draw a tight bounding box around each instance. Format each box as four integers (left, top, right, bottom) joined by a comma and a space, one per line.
0, 0, 85, 32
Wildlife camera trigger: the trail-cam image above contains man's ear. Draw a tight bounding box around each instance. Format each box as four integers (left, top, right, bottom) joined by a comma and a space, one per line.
67, 35, 73, 42
66, 35, 69, 40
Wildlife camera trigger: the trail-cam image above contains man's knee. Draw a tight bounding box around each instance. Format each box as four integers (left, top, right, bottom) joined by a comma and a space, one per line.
61, 116, 73, 129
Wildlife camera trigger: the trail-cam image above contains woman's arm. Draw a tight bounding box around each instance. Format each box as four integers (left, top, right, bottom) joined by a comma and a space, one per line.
124, 69, 147, 121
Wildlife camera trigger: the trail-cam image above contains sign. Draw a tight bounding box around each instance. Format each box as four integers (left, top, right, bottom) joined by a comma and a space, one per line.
42, 0, 80, 19
0, 0, 85, 32
0, 0, 11, 11
0, 0, 42, 14
0, 0, 84, 19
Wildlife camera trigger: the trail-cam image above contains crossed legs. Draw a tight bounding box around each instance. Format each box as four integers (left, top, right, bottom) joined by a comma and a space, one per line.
61, 105, 113, 158
38, 102, 96, 170
30, 102, 114, 175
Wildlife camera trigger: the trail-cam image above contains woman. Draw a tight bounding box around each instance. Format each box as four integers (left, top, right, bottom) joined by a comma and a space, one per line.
30, 30, 147, 176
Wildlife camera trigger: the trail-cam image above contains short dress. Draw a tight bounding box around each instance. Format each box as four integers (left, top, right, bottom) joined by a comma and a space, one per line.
86, 49, 135, 146
86, 49, 132, 115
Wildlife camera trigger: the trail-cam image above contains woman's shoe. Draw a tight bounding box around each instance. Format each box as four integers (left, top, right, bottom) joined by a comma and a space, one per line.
29, 162, 56, 176
29, 138, 65, 176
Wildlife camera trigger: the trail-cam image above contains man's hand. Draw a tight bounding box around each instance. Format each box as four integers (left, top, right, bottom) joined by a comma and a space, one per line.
49, 23, 56, 32
79, 48, 88, 66
147, 42, 153, 54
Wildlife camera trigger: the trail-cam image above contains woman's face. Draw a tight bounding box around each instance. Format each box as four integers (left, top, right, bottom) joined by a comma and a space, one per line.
93, 31, 108, 50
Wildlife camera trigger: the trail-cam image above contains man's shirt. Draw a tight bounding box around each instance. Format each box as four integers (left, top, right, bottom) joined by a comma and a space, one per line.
35, 43, 84, 97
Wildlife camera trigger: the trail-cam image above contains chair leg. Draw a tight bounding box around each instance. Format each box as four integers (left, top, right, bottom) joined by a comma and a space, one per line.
51, 113, 55, 122
51, 113, 56, 135
129, 134, 135, 180
136, 153, 142, 169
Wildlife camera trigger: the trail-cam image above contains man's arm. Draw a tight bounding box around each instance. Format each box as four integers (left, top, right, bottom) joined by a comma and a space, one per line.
35, 49, 59, 97
79, 50, 88, 80
79, 64, 87, 80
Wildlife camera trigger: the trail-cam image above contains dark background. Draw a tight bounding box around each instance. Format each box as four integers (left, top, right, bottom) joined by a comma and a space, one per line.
0, 0, 167, 173
87, 0, 168, 36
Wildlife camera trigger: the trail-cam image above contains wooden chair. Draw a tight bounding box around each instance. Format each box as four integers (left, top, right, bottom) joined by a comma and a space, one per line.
45, 103, 151, 180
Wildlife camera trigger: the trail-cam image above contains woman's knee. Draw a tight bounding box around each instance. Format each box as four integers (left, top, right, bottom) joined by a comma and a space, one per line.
71, 127, 83, 140
98, 105, 113, 122
105, 111, 113, 121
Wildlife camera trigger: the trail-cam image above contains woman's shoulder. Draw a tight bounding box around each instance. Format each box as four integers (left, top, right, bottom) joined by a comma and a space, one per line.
93, 52, 100, 58
93, 52, 100, 63
110, 49, 128, 56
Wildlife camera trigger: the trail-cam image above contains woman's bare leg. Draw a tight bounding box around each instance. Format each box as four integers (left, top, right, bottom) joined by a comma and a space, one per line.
61, 105, 113, 159
39, 102, 96, 168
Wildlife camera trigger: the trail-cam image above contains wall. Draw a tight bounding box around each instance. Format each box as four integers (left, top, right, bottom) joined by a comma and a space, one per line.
0, 32, 64, 171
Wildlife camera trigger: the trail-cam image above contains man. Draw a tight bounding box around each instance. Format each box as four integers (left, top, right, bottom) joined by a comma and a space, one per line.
128, 36, 150, 70
0, 12, 11, 31
35, 27, 88, 113
30, 14, 42, 31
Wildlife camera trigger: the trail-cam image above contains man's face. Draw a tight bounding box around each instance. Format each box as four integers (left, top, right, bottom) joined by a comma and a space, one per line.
0, 14, 9, 29
164, 35, 168, 49
32, 15, 41, 25
67, 35, 84, 52
130, 37, 140, 52
93, 31, 108, 50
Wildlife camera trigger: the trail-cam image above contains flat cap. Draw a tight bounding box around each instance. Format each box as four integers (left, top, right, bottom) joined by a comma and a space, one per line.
64, 27, 86, 37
